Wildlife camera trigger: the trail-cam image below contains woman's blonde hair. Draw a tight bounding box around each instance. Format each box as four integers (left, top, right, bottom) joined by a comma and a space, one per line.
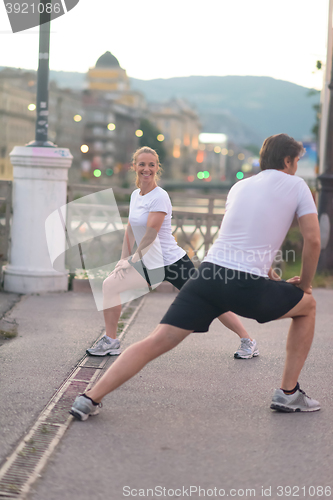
131, 146, 163, 188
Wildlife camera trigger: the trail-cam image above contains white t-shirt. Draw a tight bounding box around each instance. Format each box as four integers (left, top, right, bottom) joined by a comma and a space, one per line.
129, 186, 185, 269
204, 169, 317, 276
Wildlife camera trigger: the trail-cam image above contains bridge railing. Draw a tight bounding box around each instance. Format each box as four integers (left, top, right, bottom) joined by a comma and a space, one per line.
65, 184, 226, 274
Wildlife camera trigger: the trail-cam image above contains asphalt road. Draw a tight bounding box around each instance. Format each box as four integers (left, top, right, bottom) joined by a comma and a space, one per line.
20, 289, 333, 500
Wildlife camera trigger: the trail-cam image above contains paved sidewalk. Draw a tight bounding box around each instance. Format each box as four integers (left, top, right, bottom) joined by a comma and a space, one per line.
0, 289, 333, 500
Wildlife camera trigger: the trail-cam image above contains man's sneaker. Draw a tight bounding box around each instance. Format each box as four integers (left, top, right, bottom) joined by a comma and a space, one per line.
86, 335, 121, 356
234, 338, 259, 359
270, 387, 320, 412
70, 394, 102, 421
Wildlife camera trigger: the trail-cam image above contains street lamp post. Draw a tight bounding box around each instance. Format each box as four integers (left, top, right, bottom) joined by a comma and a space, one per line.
4, 0, 74, 293
317, 42, 333, 271
27, 0, 55, 147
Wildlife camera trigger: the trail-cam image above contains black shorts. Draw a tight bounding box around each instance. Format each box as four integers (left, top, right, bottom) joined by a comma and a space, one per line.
160, 262, 304, 332
131, 254, 195, 290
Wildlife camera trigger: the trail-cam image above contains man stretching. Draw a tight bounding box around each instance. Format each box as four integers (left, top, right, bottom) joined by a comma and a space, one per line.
71, 133, 321, 419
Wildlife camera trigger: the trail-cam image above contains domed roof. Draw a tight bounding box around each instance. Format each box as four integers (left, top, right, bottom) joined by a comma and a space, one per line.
95, 51, 120, 68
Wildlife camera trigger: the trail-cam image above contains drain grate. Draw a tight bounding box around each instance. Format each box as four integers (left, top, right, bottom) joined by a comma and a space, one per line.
0, 296, 146, 500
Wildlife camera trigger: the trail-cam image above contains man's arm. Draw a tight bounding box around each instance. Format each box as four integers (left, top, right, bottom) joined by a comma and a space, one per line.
268, 267, 281, 281
297, 213, 321, 293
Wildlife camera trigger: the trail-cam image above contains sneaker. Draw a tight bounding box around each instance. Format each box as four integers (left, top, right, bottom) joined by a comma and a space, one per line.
234, 338, 259, 359
86, 335, 121, 356
70, 394, 102, 421
270, 387, 320, 412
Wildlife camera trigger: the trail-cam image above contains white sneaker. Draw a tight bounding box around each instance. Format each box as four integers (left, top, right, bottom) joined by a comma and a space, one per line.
234, 338, 259, 359
86, 335, 121, 356
70, 394, 102, 421
270, 387, 320, 412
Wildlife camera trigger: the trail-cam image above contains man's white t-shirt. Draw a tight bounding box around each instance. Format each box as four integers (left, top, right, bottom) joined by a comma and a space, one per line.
204, 170, 317, 277
129, 186, 185, 269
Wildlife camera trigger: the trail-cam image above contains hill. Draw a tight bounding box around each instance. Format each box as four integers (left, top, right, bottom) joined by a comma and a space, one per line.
129, 75, 320, 146
4, 68, 318, 147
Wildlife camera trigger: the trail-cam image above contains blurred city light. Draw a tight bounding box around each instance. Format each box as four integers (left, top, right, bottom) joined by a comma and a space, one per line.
187, 175, 195, 182
106, 168, 114, 176
242, 163, 252, 173
214, 146, 221, 153
236, 171, 244, 180
81, 145, 89, 153
203, 171, 210, 179
197, 172, 204, 179
196, 150, 204, 163
238, 153, 245, 160
199, 133, 227, 143
73, 115, 82, 122
28, 103, 36, 111
221, 148, 228, 155
157, 134, 165, 142
107, 123, 116, 131
93, 169, 102, 177
135, 129, 143, 137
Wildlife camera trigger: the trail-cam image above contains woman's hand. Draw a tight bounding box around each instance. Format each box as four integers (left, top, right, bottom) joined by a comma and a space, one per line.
109, 258, 132, 280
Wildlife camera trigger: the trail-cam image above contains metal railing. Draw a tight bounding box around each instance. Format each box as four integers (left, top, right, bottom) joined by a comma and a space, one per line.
65, 184, 226, 273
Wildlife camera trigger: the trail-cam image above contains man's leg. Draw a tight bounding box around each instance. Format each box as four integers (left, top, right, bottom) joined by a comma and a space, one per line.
277, 292, 316, 391
86, 324, 192, 403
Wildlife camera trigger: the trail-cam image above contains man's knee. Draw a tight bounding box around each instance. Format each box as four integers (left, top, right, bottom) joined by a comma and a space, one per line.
147, 324, 191, 351
297, 293, 316, 317
307, 294, 316, 315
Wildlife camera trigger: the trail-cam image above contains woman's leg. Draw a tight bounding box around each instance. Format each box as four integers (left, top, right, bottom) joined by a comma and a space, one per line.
102, 267, 149, 339
218, 311, 251, 340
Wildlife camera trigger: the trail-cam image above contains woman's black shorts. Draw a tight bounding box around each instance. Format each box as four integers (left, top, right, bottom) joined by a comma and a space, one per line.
131, 254, 195, 290
160, 262, 304, 332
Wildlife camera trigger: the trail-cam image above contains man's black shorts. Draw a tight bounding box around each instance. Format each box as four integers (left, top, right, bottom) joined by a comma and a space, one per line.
160, 262, 304, 332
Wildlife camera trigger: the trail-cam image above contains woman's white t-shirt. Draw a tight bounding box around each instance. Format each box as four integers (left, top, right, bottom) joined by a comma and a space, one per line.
129, 186, 185, 269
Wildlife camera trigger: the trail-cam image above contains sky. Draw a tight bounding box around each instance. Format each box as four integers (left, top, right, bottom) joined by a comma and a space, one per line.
0, 0, 330, 89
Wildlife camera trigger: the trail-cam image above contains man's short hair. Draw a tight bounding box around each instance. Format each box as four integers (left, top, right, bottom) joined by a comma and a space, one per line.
259, 134, 305, 171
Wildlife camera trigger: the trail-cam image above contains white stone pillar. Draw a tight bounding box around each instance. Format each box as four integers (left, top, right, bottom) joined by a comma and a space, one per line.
3, 146, 73, 293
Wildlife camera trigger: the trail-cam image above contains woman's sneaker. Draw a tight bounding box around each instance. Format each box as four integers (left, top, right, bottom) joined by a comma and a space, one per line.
270, 387, 320, 412
70, 394, 102, 421
86, 335, 121, 356
234, 338, 259, 359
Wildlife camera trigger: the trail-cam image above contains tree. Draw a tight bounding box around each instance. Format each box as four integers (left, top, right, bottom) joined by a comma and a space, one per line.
138, 118, 167, 164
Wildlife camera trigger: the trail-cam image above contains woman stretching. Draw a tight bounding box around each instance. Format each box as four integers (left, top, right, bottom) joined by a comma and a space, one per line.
86, 147, 258, 361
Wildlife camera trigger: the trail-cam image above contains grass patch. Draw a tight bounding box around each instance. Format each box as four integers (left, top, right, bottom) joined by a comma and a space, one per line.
282, 260, 333, 288
0, 319, 18, 340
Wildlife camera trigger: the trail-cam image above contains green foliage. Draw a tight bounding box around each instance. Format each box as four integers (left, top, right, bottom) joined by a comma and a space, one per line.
138, 119, 167, 164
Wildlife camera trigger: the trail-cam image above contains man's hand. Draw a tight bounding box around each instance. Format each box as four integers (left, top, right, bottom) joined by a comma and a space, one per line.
286, 276, 312, 294
286, 276, 300, 285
